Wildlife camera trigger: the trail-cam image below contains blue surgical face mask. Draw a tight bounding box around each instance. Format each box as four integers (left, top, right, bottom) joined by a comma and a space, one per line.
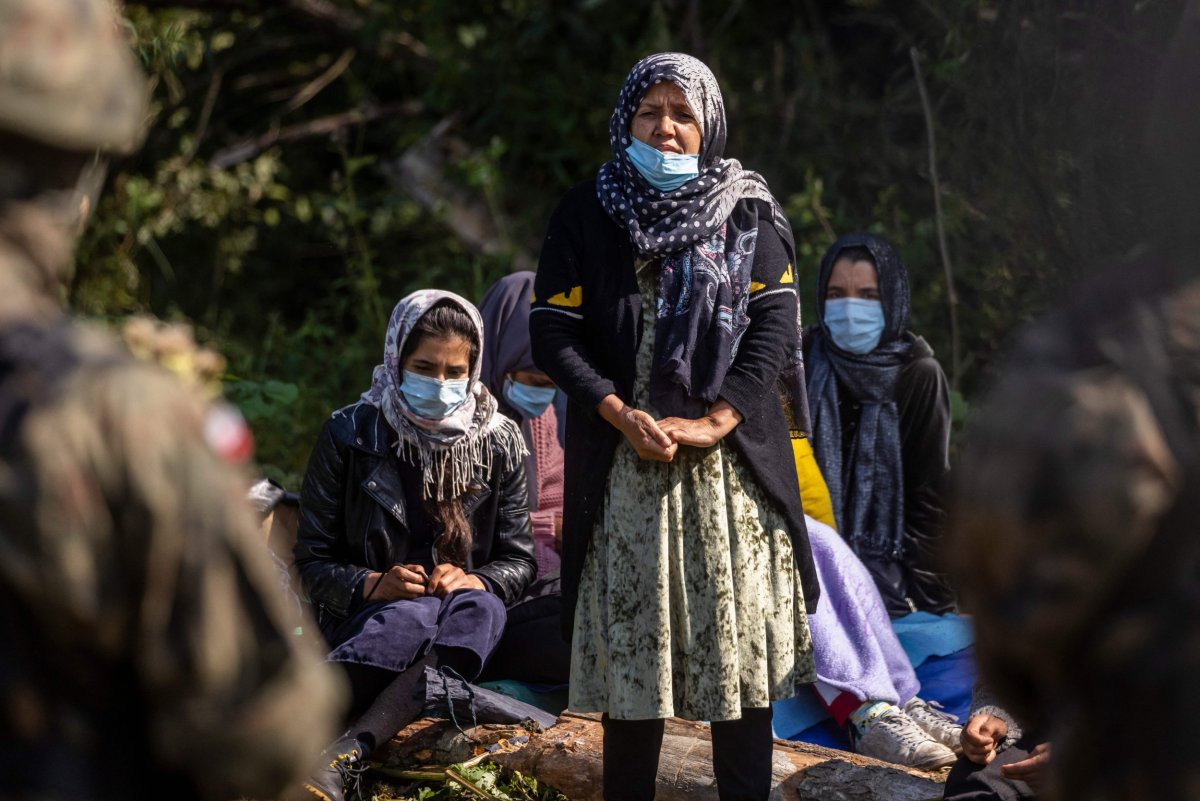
624, 136, 699, 192
400, 370, 470, 419
504, 377, 556, 420
824, 298, 886, 355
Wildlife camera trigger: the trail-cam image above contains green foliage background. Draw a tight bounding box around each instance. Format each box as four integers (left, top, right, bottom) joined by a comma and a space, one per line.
76, 0, 1184, 485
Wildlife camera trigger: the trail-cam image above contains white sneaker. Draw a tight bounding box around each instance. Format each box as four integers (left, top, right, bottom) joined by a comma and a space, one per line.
855, 707, 958, 770
903, 697, 964, 754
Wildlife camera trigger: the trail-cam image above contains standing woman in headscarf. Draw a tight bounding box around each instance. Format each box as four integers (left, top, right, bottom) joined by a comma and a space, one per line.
293, 290, 536, 801
531, 53, 820, 801
805, 233, 955, 617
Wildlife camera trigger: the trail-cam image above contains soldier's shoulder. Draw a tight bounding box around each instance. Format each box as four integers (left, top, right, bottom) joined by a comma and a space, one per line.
63, 320, 191, 394
10, 318, 211, 437
0, 315, 131, 402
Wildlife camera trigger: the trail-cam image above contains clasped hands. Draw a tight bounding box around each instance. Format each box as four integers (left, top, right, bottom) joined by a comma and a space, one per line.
599, 394, 742, 462
363, 563, 486, 602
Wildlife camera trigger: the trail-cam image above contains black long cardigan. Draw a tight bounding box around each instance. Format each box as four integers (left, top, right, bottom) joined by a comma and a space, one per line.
530, 180, 821, 640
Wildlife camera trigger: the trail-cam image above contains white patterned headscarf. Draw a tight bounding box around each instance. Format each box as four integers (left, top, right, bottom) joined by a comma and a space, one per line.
360, 289, 526, 501
596, 52, 798, 417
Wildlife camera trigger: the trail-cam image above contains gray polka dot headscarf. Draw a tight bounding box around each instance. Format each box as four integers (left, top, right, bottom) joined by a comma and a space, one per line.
610, 51, 728, 169
596, 52, 790, 258
596, 52, 799, 418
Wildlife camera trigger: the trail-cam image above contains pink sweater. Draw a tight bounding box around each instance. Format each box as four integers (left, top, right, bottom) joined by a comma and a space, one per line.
527, 404, 564, 576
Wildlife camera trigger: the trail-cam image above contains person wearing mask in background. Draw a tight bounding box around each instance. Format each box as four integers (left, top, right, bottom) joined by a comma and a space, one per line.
476, 270, 570, 685
805, 233, 955, 617
294, 290, 536, 801
479, 271, 564, 576
799, 233, 960, 767
532, 52, 820, 801
0, 1, 344, 799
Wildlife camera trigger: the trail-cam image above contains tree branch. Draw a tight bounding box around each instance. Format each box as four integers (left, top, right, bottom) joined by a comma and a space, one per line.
130, 0, 250, 10
207, 100, 420, 170
130, 0, 363, 37
183, 68, 223, 163
910, 46, 962, 390
283, 47, 355, 114
382, 119, 535, 271
282, 0, 362, 36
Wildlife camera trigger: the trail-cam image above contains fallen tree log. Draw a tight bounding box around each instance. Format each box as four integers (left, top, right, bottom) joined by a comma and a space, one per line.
375, 712, 947, 801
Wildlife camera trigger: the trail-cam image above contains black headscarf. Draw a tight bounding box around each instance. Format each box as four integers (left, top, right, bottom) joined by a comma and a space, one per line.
596, 52, 798, 418
807, 233, 913, 558
478, 271, 538, 400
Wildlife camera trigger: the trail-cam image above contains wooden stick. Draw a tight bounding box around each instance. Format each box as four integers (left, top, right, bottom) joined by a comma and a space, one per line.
208, 101, 419, 170
910, 46, 963, 390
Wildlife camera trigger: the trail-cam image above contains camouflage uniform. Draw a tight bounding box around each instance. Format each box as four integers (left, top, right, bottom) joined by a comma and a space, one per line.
950, 267, 1200, 801
950, 6, 1200, 799
0, 1, 344, 799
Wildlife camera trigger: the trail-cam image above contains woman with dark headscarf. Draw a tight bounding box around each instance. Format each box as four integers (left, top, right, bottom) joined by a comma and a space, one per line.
475, 271, 572, 686
531, 53, 819, 801
293, 290, 536, 801
805, 233, 954, 617
479, 271, 564, 576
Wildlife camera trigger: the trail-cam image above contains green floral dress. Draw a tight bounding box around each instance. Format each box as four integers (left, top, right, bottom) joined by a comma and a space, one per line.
569, 262, 815, 723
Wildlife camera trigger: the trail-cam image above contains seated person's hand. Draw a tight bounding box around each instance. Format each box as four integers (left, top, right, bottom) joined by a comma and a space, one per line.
427, 563, 487, 597
1001, 742, 1051, 790
961, 713, 1009, 765
364, 563, 428, 601
658, 400, 742, 448
553, 514, 563, 552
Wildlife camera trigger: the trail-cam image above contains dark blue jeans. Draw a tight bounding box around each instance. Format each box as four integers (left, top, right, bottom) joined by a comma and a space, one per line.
322, 589, 507, 680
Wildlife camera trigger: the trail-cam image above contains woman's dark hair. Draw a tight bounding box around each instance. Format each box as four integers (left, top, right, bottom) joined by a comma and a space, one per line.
832, 245, 876, 268
401, 299, 481, 567
399, 300, 481, 374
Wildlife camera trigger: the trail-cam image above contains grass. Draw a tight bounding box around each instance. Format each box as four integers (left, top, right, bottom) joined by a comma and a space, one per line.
363, 760, 569, 801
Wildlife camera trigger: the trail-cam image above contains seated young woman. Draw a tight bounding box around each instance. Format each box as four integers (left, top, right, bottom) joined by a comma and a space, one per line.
293, 289, 537, 801
805, 233, 955, 616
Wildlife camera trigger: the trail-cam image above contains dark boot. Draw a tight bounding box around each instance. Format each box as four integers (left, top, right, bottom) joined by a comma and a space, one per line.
299, 653, 438, 801
297, 734, 369, 801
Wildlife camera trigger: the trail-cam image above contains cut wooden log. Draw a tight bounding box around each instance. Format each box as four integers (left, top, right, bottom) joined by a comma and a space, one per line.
375, 711, 947, 801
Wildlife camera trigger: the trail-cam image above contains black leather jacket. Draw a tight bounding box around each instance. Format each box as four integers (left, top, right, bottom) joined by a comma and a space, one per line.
294, 402, 537, 620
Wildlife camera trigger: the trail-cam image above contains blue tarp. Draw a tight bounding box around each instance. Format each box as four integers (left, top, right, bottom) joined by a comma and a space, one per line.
772, 612, 976, 745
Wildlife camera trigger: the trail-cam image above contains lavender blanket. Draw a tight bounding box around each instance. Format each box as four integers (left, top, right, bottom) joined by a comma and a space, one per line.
806, 515, 919, 705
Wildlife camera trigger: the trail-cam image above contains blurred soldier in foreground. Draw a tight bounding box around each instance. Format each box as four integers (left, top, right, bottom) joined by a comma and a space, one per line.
0, 1, 344, 799
949, 4, 1200, 800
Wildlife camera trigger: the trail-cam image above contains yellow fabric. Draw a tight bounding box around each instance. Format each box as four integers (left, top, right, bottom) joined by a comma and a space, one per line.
547, 285, 583, 307
792, 434, 836, 530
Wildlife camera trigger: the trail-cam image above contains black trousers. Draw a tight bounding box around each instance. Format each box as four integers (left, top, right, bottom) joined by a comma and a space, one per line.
943, 733, 1043, 801
476, 575, 570, 684
601, 707, 775, 801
